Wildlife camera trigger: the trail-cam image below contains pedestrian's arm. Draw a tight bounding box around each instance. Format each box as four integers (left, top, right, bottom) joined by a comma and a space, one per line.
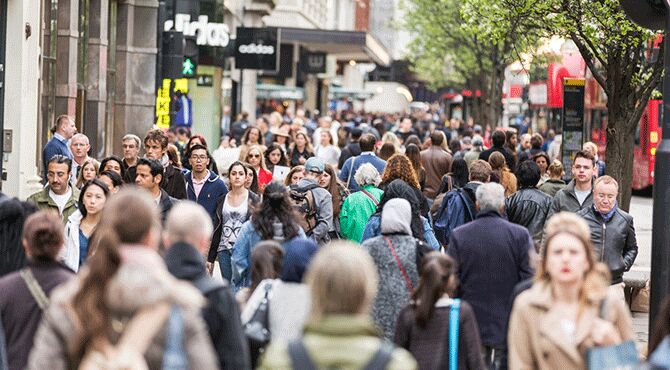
231, 222, 252, 288
461, 305, 486, 370
421, 217, 440, 250
622, 217, 639, 270
26, 313, 68, 370
311, 193, 333, 240
339, 198, 353, 240
507, 302, 535, 370
338, 158, 350, 183
214, 289, 251, 370
517, 234, 535, 281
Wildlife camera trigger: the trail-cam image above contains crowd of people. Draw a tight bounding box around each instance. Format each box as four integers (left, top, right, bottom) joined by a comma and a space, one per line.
0, 108, 667, 370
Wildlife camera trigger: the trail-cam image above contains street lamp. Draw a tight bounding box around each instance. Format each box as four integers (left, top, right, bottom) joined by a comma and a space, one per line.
621, 0, 668, 346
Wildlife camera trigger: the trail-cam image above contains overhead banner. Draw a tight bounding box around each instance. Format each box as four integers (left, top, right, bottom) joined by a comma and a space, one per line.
561, 78, 586, 179
300, 52, 327, 74
235, 27, 280, 70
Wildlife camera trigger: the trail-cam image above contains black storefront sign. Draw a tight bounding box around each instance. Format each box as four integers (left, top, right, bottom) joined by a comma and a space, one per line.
300, 52, 326, 74
561, 78, 586, 179
235, 27, 280, 70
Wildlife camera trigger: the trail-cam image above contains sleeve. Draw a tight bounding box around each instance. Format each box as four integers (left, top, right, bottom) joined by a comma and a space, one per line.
507, 299, 535, 370
213, 288, 251, 370
339, 198, 353, 240
610, 295, 634, 342
26, 312, 68, 370
182, 307, 221, 370
393, 306, 412, 350
173, 171, 188, 200
360, 217, 378, 243
338, 158, 351, 183
421, 218, 440, 250
517, 233, 535, 281
231, 222, 253, 288
446, 234, 459, 263
622, 217, 638, 270
545, 195, 560, 223
460, 303, 486, 370
311, 192, 333, 240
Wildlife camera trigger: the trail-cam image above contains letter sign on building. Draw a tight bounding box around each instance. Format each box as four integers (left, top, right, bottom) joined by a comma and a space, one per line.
300, 52, 326, 74
234, 27, 280, 71
164, 14, 230, 48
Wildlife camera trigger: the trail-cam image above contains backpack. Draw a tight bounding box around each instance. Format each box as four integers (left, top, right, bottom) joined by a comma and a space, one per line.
289, 183, 319, 235
288, 339, 394, 370
434, 188, 476, 246
77, 304, 187, 370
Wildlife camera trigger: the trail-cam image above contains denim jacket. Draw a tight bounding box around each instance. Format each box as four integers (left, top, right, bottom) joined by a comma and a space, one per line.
360, 215, 440, 250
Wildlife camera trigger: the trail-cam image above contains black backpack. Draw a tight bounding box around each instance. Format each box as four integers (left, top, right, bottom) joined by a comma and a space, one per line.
289, 183, 319, 235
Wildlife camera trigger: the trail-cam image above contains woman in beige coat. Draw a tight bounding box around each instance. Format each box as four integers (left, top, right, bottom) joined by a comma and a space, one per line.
508, 212, 634, 370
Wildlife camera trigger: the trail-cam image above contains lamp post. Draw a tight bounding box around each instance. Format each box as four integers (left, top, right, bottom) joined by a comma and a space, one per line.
621, 0, 668, 345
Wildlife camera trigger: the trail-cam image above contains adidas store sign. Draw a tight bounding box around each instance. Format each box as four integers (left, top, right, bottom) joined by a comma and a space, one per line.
164, 14, 230, 48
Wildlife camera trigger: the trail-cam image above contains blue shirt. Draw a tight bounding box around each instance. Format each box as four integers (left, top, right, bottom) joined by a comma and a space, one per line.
42, 134, 72, 182
338, 152, 386, 192
78, 229, 89, 267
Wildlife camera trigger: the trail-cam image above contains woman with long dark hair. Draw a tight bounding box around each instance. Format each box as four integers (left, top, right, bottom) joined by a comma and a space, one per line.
231, 182, 307, 290
236, 241, 284, 308
405, 144, 426, 190
209, 161, 260, 282
243, 162, 260, 195
394, 252, 484, 369
318, 164, 349, 238
289, 132, 314, 167
264, 143, 289, 175
99, 155, 126, 180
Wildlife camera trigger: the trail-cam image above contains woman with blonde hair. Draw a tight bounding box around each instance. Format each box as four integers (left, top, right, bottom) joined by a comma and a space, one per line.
75, 159, 100, 189
258, 242, 418, 369
381, 131, 402, 153
508, 212, 634, 370
488, 151, 517, 197
244, 145, 272, 191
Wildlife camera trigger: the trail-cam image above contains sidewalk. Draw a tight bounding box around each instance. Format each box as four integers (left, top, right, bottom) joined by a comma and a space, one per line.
633, 311, 649, 358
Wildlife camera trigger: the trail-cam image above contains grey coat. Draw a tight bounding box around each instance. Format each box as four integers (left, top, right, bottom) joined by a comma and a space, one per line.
546, 179, 593, 220
296, 178, 333, 245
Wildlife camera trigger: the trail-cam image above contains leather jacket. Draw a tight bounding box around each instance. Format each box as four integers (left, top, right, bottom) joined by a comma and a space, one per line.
505, 188, 551, 249
577, 206, 638, 284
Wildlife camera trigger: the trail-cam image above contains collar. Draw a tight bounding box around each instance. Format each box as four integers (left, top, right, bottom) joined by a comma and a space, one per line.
53, 133, 67, 143
304, 315, 379, 337
475, 209, 502, 219
192, 170, 210, 185
593, 203, 617, 222
360, 151, 376, 156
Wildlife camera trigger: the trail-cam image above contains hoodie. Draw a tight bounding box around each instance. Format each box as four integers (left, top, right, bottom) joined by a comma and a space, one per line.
381, 198, 412, 235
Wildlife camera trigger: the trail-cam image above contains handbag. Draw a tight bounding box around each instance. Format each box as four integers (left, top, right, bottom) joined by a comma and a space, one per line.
243, 283, 272, 368
586, 299, 639, 370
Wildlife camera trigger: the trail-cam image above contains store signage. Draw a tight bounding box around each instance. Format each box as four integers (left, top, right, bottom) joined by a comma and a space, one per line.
164, 14, 230, 48
300, 52, 326, 74
561, 78, 585, 179
155, 78, 189, 129
197, 74, 214, 87
235, 27, 280, 70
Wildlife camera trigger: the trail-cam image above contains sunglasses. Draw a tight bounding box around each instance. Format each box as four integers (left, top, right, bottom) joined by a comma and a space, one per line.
248, 154, 261, 158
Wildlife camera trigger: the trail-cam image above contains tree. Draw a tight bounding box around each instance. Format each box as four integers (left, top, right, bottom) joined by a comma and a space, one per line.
462, 0, 664, 210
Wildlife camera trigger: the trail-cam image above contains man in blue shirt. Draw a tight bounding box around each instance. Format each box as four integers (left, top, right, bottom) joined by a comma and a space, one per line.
42, 115, 76, 182
339, 133, 386, 192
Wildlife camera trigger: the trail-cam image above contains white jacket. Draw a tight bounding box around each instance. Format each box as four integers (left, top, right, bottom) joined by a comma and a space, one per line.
61, 210, 83, 272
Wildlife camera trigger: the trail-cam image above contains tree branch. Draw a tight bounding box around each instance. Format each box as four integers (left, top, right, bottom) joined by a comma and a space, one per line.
569, 31, 607, 89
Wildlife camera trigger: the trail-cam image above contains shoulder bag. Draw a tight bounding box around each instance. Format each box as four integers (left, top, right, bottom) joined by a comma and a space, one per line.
586, 299, 639, 370
243, 283, 272, 368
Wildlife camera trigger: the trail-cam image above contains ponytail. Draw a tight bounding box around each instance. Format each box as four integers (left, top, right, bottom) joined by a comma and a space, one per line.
411, 252, 458, 328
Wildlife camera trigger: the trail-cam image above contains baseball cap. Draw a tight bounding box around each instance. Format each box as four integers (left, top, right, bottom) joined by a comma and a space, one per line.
304, 157, 325, 174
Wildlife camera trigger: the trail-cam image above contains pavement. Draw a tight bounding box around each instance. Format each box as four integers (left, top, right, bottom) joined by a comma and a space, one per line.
627, 195, 653, 355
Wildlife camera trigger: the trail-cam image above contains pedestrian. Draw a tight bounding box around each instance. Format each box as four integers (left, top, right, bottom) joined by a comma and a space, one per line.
506, 130, 520, 171
208, 161, 260, 282
361, 179, 440, 250
61, 179, 109, 272
28, 155, 80, 224
211, 136, 241, 179
166, 143, 182, 169
184, 143, 228, 224
394, 252, 485, 370
405, 144, 426, 191
231, 182, 307, 289
479, 130, 515, 171
269, 125, 292, 154
27, 189, 219, 370
183, 134, 219, 175
518, 133, 543, 163
97, 170, 122, 195
380, 153, 430, 217
69, 134, 92, 187
74, 158, 99, 189
244, 145, 272, 192
284, 165, 305, 186
338, 127, 363, 168
395, 117, 417, 144
339, 133, 387, 192
538, 160, 566, 197
464, 136, 484, 168
506, 160, 552, 249
236, 241, 284, 309
339, 163, 383, 242
533, 152, 550, 186
288, 131, 315, 167
362, 198, 422, 339
121, 133, 141, 183
378, 142, 397, 161
291, 157, 333, 245
577, 176, 638, 299
258, 242, 418, 370
508, 212, 634, 370
163, 202, 250, 370
264, 143, 289, 177
430, 158, 470, 219
0, 196, 38, 277
134, 158, 176, 222
314, 130, 341, 168
243, 163, 260, 195
583, 141, 606, 177
447, 182, 534, 369
42, 115, 76, 182
99, 155, 125, 180
489, 151, 517, 197
231, 111, 250, 144
0, 211, 74, 370
238, 126, 266, 162
318, 164, 348, 239
143, 129, 187, 199
546, 150, 595, 220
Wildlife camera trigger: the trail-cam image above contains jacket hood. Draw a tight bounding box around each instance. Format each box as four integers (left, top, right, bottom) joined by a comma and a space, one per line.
381, 198, 412, 235
164, 242, 208, 281
281, 238, 318, 283
295, 177, 320, 191
186, 170, 221, 184
66, 209, 83, 227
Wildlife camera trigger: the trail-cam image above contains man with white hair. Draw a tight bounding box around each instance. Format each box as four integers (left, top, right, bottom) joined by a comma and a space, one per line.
339, 163, 383, 242
447, 182, 534, 369
69, 133, 91, 185
163, 202, 250, 370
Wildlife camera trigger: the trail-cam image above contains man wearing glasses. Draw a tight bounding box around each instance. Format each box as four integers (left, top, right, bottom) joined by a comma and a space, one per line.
185, 144, 228, 224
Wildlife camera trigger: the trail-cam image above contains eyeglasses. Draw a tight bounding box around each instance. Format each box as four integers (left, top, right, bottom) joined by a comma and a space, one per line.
248, 154, 261, 158
191, 155, 208, 162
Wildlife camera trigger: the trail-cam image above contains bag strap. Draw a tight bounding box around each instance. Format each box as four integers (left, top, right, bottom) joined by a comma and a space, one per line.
20, 268, 49, 311
383, 237, 414, 293
362, 341, 394, 370
162, 306, 188, 370
449, 299, 461, 370
346, 156, 357, 189
288, 340, 318, 370
361, 188, 379, 206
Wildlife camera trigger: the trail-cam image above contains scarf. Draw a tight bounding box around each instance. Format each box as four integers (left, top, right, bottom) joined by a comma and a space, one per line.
594, 201, 617, 222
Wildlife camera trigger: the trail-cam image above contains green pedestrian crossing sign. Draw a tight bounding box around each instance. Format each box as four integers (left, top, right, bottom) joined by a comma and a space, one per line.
182, 58, 196, 78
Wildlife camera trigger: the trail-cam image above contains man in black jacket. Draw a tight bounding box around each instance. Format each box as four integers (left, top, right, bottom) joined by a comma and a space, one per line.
505, 160, 551, 249
479, 130, 515, 170
577, 176, 638, 300
164, 202, 250, 370
338, 128, 362, 169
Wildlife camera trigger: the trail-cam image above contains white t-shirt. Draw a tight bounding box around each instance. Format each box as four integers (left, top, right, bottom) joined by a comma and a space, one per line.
574, 188, 591, 206
49, 188, 72, 215
218, 192, 249, 252
315, 145, 341, 167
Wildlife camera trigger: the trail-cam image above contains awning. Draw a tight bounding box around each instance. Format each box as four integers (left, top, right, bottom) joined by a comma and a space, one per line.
256, 84, 305, 100
279, 28, 391, 66
329, 86, 375, 100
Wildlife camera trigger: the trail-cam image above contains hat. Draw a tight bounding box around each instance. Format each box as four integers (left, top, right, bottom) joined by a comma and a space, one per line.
350, 127, 363, 138
472, 136, 484, 146
304, 157, 325, 174
270, 127, 290, 138
462, 136, 472, 145
281, 238, 318, 283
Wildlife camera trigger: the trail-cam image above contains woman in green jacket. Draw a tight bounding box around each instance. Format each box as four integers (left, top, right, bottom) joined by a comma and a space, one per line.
339, 163, 384, 242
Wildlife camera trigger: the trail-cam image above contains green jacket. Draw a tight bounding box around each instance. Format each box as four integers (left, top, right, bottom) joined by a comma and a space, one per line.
340, 185, 383, 243
27, 186, 80, 223
258, 315, 417, 370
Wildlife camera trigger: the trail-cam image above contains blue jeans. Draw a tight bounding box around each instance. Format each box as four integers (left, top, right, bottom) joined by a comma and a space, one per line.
218, 249, 233, 282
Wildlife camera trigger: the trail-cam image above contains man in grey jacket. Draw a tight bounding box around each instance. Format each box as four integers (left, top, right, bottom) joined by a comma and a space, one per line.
578, 176, 638, 300
295, 157, 333, 245
546, 150, 595, 220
